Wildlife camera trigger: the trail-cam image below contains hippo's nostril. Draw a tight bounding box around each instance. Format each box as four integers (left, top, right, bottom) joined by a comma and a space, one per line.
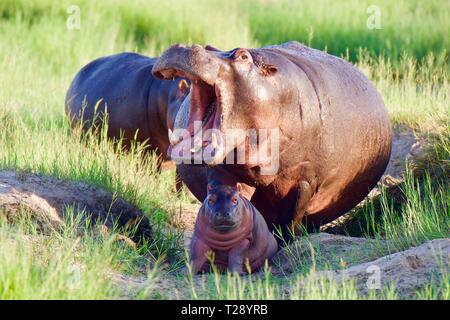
215, 212, 230, 219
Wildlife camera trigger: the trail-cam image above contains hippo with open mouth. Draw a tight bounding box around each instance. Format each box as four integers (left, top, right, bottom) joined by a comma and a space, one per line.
152, 41, 392, 233
66, 41, 392, 237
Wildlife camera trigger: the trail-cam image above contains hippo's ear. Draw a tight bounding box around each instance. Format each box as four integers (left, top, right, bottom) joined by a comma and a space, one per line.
207, 184, 213, 192
250, 51, 278, 77
236, 183, 242, 193
261, 64, 278, 77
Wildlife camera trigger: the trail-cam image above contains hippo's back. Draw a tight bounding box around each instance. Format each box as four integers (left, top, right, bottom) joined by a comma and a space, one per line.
65, 52, 157, 144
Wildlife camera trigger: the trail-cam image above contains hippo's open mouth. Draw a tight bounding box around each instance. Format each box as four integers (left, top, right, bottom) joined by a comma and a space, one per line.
158, 67, 226, 163
151, 44, 236, 164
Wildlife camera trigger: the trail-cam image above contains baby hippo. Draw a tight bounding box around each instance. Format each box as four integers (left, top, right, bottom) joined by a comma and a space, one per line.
189, 183, 278, 274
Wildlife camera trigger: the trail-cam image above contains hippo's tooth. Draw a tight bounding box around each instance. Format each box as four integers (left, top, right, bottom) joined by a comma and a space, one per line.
211, 133, 218, 149
168, 129, 180, 145
190, 145, 202, 153
190, 136, 202, 153
178, 79, 190, 92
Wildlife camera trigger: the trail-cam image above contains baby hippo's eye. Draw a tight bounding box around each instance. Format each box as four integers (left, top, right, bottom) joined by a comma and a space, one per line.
231, 196, 238, 204
208, 195, 216, 205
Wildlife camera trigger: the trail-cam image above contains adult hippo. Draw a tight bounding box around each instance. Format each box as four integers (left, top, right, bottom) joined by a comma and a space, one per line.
152, 41, 392, 234
66, 41, 392, 237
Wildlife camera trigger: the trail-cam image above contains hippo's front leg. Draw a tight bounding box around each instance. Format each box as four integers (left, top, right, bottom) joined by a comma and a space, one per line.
228, 239, 250, 274
291, 180, 314, 231
189, 237, 211, 274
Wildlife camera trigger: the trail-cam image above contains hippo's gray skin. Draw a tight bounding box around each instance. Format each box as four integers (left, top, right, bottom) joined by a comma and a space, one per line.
65, 52, 187, 161
66, 41, 392, 237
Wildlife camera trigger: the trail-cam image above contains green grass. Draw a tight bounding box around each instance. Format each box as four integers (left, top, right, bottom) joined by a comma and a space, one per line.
0, 0, 448, 299
362, 171, 449, 248
0, 210, 158, 299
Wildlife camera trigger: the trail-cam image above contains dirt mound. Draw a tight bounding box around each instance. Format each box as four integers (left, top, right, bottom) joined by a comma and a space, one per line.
271, 233, 392, 274
128, 234, 448, 299
383, 126, 427, 179
269, 234, 449, 298
317, 238, 449, 298
0, 170, 151, 242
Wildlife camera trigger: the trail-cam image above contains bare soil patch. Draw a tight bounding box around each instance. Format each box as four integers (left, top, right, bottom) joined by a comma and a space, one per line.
0, 170, 152, 242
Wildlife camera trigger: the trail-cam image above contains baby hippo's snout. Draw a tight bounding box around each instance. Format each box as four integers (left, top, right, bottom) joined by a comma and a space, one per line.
205, 185, 243, 232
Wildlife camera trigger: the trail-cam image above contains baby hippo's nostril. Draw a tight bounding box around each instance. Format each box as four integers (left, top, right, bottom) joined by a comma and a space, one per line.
218, 211, 230, 218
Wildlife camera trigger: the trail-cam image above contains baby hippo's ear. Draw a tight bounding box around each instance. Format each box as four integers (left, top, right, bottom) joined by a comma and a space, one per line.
207, 184, 213, 192
236, 183, 242, 193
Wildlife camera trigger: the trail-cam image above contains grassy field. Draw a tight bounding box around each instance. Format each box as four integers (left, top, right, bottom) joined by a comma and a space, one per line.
0, 0, 448, 299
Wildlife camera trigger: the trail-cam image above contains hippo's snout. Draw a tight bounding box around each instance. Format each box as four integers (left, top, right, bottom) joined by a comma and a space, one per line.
212, 208, 237, 221
213, 214, 236, 224
208, 205, 241, 229
210, 217, 240, 232
152, 44, 221, 85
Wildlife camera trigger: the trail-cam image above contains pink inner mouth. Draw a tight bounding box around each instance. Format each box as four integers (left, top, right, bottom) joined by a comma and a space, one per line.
186, 77, 220, 135
166, 69, 224, 161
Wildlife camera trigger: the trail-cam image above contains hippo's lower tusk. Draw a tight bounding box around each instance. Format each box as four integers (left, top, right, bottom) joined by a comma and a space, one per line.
168, 128, 180, 145
190, 136, 202, 153
178, 79, 190, 92
211, 132, 218, 149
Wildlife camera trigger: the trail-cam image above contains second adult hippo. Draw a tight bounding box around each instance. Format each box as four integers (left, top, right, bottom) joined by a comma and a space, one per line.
65, 52, 190, 165
152, 41, 392, 234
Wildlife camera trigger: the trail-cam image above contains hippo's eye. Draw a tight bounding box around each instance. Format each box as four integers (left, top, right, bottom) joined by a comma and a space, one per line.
234, 49, 251, 63
208, 195, 216, 205
231, 196, 238, 204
